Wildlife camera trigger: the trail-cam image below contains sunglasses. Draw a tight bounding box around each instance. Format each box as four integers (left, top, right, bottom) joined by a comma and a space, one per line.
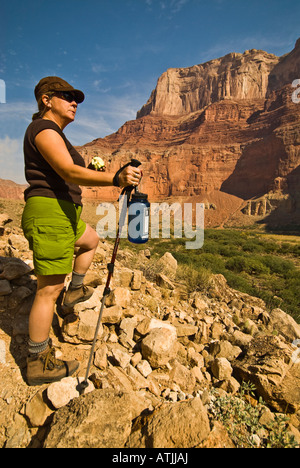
54, 91, 80, 104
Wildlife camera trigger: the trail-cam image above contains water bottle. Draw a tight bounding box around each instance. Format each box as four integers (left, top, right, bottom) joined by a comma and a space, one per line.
128, 191, 150, 244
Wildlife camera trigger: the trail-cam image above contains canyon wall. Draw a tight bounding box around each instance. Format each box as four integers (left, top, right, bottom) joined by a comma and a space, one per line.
78, 39, 300, 228
0, 179, 28, 200
136, 49, 279, 118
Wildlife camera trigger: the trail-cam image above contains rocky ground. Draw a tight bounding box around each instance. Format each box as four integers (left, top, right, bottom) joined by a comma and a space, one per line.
0, 209, 300, 448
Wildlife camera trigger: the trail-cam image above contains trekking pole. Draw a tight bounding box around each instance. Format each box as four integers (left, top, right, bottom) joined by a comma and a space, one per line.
79, 159, 141, 393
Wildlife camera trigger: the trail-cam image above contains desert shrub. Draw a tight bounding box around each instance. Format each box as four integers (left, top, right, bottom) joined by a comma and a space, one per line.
218, 244, 239, 257
196, 253, 225, 272
209, 382, 298, 448
261, 256, 295, 275
242, 241, 264, 253
223, 270, 254, 295
262, 241, 279, 253
176, 263, 211, 293
279, 243, 295, 255
130, 256, 165, 282
225, 256, 270, 276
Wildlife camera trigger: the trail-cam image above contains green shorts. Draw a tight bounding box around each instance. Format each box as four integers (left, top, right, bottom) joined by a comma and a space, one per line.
22, 197, 86, 276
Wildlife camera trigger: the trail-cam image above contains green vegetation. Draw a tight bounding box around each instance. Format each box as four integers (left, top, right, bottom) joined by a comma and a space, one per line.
210, 382, 298, 448
122, 229, 300, 323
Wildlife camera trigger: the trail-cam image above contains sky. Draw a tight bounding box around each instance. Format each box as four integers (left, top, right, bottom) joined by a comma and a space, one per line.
0, 0, 299, 184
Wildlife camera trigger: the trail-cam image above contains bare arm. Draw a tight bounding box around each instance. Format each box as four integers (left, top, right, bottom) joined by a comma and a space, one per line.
35, 129, 141, 187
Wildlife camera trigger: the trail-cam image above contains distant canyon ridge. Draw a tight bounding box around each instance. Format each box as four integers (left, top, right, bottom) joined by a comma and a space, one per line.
2, 39, 300, 228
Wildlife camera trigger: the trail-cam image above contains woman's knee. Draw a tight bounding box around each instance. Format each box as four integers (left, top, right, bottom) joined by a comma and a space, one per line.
89, 228, 100, 250
76, 224, 99, 251
37, 284, 65, 303
36, 275, 66, 301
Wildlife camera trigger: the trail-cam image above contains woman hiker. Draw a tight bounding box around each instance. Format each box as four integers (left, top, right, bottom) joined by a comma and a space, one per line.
22, 76, 141, 386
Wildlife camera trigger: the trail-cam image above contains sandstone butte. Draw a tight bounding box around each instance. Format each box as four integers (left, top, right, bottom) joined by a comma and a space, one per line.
76, 38, 300, 229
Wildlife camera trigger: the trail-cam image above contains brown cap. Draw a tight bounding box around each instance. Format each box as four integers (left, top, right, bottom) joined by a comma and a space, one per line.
34, 76, 85, 103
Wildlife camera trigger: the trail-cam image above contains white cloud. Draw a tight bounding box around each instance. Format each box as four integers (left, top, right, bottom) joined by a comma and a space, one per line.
0, 101, 36, 183
0, 101, 35, 135
145, 0, 189, 16
170, 0, 189, 13
0, 136, 25, 184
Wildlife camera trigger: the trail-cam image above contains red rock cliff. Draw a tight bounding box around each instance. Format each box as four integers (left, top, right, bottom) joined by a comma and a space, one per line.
78, 40, 300, 227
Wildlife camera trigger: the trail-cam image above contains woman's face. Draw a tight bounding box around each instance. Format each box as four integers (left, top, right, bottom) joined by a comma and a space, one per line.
42, 91, 78, 127
51, 92, 78, 122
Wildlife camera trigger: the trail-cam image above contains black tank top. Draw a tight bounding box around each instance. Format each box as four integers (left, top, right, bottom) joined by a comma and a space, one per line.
23, 119, 85, 206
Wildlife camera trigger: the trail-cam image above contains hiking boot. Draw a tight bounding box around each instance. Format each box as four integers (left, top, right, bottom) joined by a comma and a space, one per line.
27, 341, 80, 386
63, 284, 94, 308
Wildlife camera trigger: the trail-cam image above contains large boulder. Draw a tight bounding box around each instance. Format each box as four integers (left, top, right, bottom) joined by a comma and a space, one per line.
233, 335, 300, 413
141, 327, 177, 368
44, 389, 149, 448
269, 308, 300, 342
126, 397, 210, 448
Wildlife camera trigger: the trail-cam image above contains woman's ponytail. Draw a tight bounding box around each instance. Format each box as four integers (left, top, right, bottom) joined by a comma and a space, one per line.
32, 110, 43, 121
32, 93, 54, 121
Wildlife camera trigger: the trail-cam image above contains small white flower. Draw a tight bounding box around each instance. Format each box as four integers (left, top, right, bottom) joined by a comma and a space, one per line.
91, 156, 105, 171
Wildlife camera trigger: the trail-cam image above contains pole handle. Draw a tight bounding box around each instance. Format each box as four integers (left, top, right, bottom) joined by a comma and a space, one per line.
130, 158, 142, 168
113, 159, 142, 187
